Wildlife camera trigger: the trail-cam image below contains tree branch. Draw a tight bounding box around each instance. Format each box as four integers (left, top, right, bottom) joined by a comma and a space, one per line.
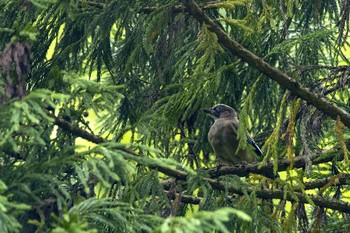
162, 173, 350, 192
166, 173, 350, 207
52, 114, 350, 213
203, 177, 350, 213
181, 0, 350, 128
304, 173, 350, 190
164, 176, 350, 213
53, 114, 189, 180
165, 190, 202, 205
209, 147, 343, 178
54, 115, 106, 144
53, 112, 346, 180
54, 112, 344, 180
53, 113, 346, 181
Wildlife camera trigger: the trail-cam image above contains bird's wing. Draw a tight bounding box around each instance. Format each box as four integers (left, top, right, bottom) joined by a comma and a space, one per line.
247, 136, 263, 156
228, 119, 263, 156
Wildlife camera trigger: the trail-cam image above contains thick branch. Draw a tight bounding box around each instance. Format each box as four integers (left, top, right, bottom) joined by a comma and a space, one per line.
181, 0, 350, 128
209, 148, 342, 178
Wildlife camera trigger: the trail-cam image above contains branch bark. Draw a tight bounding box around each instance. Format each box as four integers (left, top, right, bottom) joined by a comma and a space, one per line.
181, 0, 350, 128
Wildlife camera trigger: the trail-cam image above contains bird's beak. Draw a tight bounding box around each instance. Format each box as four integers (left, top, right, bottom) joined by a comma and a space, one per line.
204, 108, 219, 119
203, 108, 214, 115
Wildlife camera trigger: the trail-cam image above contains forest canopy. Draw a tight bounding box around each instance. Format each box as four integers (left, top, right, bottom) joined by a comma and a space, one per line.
1, 0, 350, 232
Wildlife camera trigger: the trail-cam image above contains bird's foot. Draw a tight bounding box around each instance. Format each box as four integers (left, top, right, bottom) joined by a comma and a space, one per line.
239, 161, 248, 166
208, 164, 229, 176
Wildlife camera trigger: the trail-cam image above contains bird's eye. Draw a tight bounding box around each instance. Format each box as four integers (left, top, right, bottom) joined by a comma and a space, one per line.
216, 107, 222, 111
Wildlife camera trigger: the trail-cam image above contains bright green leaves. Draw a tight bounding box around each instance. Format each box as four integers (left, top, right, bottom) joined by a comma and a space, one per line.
335, 117, 349, 163
0, 180, 30, 233
237, 76, 263, 153
266, 29, 333, 58
52, 199, 161, 233
157, 207, 251, 233
149, 23, 225, 124
0, 89, 67, 152
193, 24, 224, 77
261, 92, 288, 173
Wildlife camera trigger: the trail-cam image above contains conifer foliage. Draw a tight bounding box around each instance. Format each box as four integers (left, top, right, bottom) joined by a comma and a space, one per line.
1, 0, 350, 232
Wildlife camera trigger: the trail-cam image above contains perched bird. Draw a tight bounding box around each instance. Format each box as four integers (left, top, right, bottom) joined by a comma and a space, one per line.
204, 104, 262, 165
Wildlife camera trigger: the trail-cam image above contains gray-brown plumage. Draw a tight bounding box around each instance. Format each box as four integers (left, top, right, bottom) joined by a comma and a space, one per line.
204, 104, 262, 165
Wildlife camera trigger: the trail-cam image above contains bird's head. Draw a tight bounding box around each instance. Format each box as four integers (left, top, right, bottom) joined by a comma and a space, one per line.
204, 104, 237, 120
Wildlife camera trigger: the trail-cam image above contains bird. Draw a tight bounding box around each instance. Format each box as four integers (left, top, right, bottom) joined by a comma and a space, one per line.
204, 104, 262, 165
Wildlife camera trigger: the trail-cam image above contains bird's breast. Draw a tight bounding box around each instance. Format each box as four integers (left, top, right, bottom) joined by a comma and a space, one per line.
208, 120, 238, 156
208, 119, 235, 141
207, 118, 255, 164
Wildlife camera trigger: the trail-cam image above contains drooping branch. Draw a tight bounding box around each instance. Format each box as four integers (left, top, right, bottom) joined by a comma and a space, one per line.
181, 0, 350, 128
